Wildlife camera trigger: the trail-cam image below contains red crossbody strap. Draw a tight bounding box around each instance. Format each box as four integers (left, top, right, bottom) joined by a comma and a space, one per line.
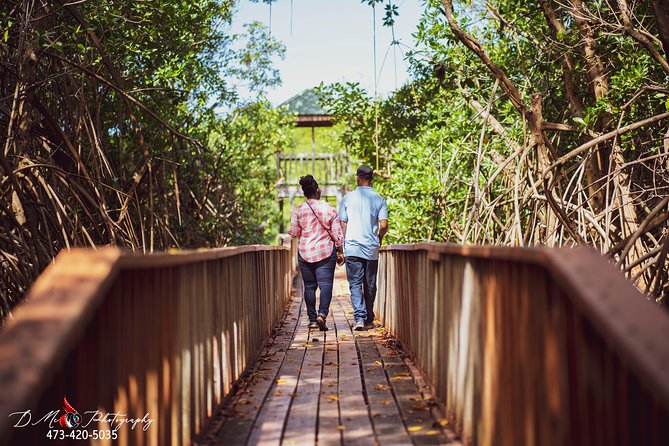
305, 200, 338, 246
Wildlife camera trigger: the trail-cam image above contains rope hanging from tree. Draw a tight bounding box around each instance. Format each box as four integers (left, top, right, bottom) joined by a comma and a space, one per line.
371, 0, 401, 178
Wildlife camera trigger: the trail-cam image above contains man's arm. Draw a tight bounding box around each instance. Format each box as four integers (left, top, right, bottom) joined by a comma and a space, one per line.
378, 197, 389, 245
378, 219, 388, 245
340, 221, 347, 240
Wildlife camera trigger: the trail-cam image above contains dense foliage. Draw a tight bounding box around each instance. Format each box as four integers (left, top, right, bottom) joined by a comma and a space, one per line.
320, 0, 669, 302
0, 0, 290, 317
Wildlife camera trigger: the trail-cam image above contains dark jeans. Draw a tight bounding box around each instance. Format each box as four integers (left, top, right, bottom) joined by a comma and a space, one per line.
345, 256, 379, 324
298, 248, 337, 322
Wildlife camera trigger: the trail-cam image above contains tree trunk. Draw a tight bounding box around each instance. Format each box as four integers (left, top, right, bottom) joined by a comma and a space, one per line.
651, 0, 669, 58
538, 0, 586, 118
567, 0, 611, 213
611, 143, 645, 286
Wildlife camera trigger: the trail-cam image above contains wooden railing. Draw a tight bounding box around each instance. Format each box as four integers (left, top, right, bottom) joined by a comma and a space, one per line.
377, 244, 669, 446
276, 153, 347, 187
0, 245, 292, 445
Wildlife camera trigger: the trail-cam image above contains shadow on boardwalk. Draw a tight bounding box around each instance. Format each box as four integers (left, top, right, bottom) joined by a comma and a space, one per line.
198, 268, 461, 446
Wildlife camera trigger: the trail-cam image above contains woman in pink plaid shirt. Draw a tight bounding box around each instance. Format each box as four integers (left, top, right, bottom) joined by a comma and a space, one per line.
289, 175, 345, 331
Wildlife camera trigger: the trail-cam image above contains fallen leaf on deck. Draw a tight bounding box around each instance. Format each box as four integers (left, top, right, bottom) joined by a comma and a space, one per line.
374, 384, 391, 391
325, 395, 339, 402
438, 418, 449, 426
337, 425, 346, 430
411, 404, 430, 412
392, 375, 411, 381
408, 426, 424, 432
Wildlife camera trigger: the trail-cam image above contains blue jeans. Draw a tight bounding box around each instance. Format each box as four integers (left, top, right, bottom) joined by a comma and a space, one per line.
345, 256, 378, 324
298, 249, 337, 322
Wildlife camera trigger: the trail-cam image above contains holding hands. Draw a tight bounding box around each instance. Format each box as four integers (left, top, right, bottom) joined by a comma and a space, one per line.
336, 246, 345, 266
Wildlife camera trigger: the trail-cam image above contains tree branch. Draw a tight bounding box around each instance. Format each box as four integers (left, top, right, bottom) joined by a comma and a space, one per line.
441, 0, 527, 114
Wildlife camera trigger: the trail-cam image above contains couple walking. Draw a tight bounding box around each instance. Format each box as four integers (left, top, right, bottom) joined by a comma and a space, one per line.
288, 165, 388, 332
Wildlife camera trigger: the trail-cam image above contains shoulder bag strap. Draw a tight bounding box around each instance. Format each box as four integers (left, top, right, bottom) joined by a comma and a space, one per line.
305, 200, 339, 247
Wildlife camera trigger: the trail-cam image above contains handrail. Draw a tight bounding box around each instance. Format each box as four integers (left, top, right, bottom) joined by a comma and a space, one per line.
0, 245, 292, 445
276, 152, 347, 188
378, 243, 669, 445
277, 153, 336, 160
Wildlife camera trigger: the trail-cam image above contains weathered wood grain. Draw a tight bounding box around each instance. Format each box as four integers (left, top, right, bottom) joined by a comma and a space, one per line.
209, 270, 457, 445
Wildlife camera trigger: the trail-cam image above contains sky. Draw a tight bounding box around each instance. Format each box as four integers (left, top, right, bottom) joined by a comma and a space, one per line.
230, 0, 426, 105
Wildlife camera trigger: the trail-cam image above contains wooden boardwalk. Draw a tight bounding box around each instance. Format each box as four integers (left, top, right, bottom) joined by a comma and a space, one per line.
198, 270, 460, 446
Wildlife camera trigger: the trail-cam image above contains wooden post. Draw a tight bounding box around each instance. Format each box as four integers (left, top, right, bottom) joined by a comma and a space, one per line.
311, 127, 316, 173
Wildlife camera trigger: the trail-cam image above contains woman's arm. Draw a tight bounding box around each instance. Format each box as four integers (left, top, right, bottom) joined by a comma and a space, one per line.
331, 213, 345, 265
288, 209, 301, 239
329, 209, 345, 267
329, 209, 344, 249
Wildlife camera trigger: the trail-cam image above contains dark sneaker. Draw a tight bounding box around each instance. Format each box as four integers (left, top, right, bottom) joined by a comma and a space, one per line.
308, 321, 319, 329
354, 320, 365, 331
364, 321, 376, 329
316, 315, 328, 331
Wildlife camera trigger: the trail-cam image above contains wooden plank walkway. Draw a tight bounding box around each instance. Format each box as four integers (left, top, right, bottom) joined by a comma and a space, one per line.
197, 269, 460, 446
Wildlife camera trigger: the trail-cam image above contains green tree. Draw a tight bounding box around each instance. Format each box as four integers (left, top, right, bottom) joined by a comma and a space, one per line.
324, 0, 669, 302
0, 0, 290, 317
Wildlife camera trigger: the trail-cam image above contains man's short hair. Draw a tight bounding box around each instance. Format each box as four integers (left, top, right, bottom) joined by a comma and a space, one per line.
356, 165, 373, 181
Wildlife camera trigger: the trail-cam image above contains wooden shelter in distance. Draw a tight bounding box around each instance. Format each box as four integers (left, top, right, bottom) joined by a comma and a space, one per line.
288, 88, 334, 128
276, 89, 347, 232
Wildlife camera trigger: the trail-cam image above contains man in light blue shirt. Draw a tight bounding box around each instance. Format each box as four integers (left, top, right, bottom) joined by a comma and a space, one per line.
339, 165, 388, 331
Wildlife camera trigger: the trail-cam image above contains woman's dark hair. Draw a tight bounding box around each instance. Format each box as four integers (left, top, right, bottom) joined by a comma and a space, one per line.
299, 174, 319, 198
